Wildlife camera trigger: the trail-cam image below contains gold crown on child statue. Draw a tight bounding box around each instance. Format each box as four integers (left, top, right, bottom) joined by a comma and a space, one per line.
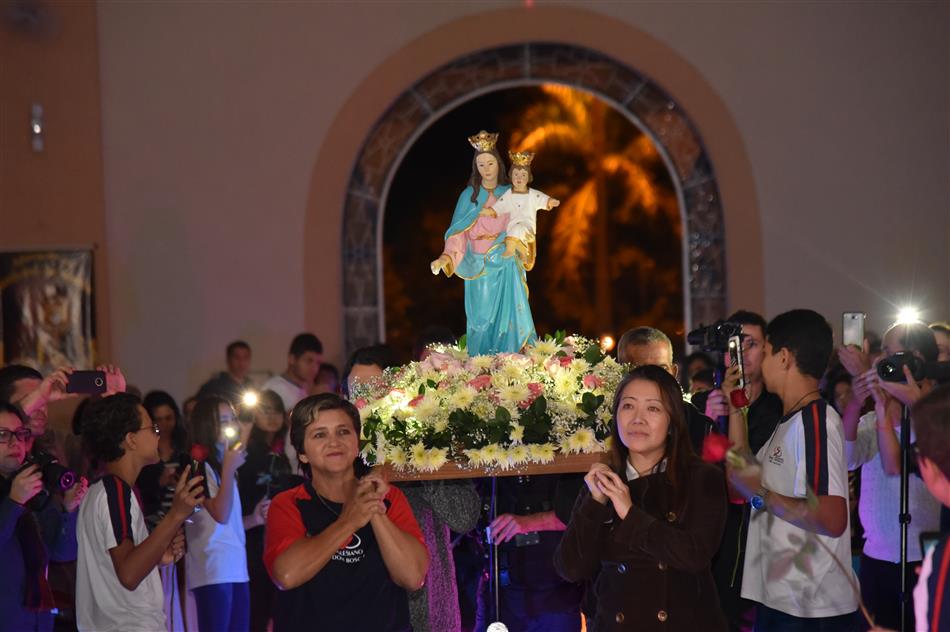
508, 151, 535, 168
468, 130, 499, 152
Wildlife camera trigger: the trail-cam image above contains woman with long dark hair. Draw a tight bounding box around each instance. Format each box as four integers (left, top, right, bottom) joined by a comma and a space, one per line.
555, 365, 728, 631
237, 390, 299, 632
137, 391, 189, 528
263, 394, 428, 632
185, 396, 249, 632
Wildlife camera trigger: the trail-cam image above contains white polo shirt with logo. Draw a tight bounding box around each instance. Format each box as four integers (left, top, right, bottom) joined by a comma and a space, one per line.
742, 399, 858, 618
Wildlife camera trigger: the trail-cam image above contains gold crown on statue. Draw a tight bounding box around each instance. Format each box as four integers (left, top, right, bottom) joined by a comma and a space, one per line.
508, 151, 535, 168
468, 130, 499, 152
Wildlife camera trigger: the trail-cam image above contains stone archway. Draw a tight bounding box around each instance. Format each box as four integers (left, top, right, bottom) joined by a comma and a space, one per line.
341, 43, 726, 353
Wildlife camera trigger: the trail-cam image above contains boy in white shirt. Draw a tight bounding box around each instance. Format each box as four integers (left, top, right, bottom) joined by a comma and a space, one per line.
76, 393, 204, 632
728, 309, 859, 630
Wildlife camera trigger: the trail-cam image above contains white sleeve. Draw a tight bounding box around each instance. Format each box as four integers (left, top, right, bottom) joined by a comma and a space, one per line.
914, 543, 935, 631
845, 413, 879, 470
530, 188, 550, 210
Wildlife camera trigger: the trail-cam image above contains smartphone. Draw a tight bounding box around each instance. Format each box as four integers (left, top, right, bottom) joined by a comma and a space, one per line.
843, 312, 866, 347
66, 370, 106, 394
220, 422, 241, 450
727, 335, 745, 390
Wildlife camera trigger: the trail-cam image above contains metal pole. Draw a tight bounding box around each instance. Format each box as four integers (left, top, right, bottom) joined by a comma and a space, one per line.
899, 404, 911, 632
491, 476, 500, 623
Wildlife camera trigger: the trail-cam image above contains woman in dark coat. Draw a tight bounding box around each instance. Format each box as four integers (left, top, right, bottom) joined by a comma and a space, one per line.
555, 365, 728, 632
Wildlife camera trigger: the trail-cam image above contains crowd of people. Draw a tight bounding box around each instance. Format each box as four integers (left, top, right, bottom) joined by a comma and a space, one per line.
0, 313, 949, 632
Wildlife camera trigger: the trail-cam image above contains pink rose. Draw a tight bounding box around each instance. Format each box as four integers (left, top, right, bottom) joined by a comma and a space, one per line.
527, 383, 543, 397
582, 375, 604, 390
408, 395, 424, 408
468, 375, 493, 391
559, 356, 572, 367
354, 398, 368, 410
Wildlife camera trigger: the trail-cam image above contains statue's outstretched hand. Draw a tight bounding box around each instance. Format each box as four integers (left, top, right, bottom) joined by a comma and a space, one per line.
547, 198, 560, 210
430, 254, 451, 276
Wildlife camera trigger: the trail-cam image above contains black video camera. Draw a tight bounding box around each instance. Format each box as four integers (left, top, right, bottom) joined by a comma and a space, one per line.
16, 452, 77, 511
687, 321, 743, 353
877, 352, 950, 384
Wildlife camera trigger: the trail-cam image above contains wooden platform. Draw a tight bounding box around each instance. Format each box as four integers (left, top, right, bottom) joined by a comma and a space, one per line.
379, 451, 608, 482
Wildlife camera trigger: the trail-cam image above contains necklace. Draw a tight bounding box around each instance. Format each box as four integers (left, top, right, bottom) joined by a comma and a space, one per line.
785, 389, 821, 416
313, 488, 342, 517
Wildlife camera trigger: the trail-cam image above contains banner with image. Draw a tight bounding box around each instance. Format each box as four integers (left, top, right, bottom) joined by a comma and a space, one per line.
0, 250, 96, 374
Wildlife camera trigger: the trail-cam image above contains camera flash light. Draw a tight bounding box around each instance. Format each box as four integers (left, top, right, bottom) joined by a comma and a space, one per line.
223, 425, 237, 439
896, 306, 921, 325
600, 335, 615, 353
242, 391, 259, 407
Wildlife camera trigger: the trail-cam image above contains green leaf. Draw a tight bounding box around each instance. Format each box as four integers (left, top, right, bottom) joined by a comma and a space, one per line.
583, 344, 605, 365
458, 334, 467, 350
418, 384, 426, 395
427, 379, 438, 389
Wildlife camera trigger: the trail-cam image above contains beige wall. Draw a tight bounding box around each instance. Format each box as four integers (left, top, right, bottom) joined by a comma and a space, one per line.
0, 0, 111, 361
85, 1, 949, 399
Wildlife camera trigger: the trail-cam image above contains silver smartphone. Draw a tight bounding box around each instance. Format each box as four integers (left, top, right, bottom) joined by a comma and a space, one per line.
842, 312, 866, 347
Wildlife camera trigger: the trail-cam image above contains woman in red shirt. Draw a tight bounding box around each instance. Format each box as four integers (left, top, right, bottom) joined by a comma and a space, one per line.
263, 394, 428, 631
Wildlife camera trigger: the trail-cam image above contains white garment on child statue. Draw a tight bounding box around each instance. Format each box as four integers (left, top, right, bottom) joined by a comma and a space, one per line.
492, 188, 550, 244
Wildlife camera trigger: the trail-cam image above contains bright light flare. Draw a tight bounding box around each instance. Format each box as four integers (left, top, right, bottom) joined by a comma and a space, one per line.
241, 391, 259, 407
222, 425, 238, 439
600, 335, 615, 353
896, 306, 921, 325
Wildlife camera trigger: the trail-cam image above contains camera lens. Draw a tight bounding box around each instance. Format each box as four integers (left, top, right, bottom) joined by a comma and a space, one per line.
95, 377, 104, 386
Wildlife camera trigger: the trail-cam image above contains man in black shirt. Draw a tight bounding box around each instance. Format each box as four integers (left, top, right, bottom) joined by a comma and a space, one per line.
197, 340, 253, 406
690, 310, 783, 632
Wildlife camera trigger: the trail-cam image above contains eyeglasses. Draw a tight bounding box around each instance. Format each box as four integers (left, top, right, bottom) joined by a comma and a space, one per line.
135, 424, 161, 436
0, 427, 33, 445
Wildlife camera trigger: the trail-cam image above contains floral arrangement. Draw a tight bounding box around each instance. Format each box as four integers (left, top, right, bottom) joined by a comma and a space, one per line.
352, 333, 625, 473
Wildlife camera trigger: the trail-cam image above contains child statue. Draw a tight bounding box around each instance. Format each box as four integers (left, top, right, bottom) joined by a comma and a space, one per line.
488, 151, 560, 271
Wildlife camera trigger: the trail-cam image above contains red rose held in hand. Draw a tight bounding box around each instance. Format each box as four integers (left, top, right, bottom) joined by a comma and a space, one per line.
730, 388, 750, 408
701, 433, 732, 463
190, 444, 209, 461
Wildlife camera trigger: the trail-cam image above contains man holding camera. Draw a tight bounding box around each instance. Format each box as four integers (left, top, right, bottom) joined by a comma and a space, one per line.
690, 311, 784, 632
0, 401, 88, 632
838, 321, 942, 631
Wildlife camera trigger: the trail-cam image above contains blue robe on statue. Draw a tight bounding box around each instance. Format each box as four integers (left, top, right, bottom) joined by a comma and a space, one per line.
443, 185, 537, 355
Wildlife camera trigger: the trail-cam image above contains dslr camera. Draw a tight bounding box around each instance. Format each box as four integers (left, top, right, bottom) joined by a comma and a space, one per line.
877, 351, 950, 384
15, 452, 77, 511
687, 320, 743, 353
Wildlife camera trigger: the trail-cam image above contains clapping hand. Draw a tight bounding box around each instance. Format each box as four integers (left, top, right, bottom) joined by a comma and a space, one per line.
592, 468, 633, 520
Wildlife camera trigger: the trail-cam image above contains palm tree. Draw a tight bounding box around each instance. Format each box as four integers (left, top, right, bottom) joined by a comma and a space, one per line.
509, 84, 680, 336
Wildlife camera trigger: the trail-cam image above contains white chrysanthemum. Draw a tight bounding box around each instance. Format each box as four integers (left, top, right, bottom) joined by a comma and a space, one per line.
392, 407, 411, 422
387, 446, 407, 468
498, 361, 526, 383
498, 383, 531, 407
409, 441, 427, 467
563, 428, 597, 453
359, 406, 374, 422
422, 448, 448, 471
434, 419, 449, 433
468, 355, 494, 371
597, 406, 613, 425
553, 372, 578, 400
509, 423, 525, 444
569, 358, 591, 375
530, 339, 561, 357
413, 393, 441, 422
463, 448, 485, 466
449, 386, 477, 410
529, 443, 557, 463
508, 444, 530, 465
481, 443, 503, 465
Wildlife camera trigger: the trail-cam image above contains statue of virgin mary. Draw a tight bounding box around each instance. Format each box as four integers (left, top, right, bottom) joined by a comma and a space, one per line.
430, 131, 537, 355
